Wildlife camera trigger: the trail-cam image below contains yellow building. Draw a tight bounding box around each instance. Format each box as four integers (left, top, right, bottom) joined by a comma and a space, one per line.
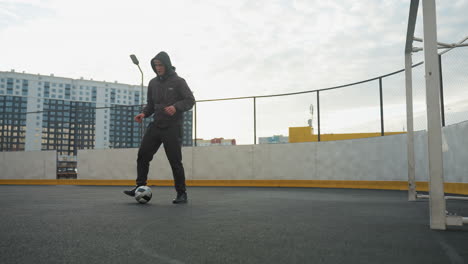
288, 126, 406, 143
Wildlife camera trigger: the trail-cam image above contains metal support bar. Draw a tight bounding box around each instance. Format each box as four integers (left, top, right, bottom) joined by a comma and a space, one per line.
446, 196, 468, 201
439, 36, 468, 55
438, 54, 445, 127
405, 0, 420, 54
412, 35, 468, 53
194, 103, 197, 147
406, 53, 417, 202
441, 44, 468, 47
405, 0, 419, 202
253, 97, 257, 145
413, 37, 468, 48
412, 46, 468, 53
379, 78, 384, 136
446, 215, 464, 226
417, 194, 468, 201
422, 0, 446, 230
317, 91, 321, 142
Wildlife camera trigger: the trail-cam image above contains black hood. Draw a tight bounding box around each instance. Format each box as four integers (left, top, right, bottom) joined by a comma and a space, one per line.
151, 51, 176, 80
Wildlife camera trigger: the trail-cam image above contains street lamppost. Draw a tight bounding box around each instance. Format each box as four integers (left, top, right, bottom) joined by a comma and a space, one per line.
129, 54, 144, 139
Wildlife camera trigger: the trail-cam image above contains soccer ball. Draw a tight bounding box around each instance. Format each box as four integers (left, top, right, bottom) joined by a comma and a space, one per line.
135, 186, 152, 204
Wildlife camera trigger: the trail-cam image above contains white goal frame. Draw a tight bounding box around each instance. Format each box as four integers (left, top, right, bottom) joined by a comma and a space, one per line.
405, 0, 468, 230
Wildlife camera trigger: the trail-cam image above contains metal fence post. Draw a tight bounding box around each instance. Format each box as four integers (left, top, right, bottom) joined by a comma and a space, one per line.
194, 103, 197, 147
254, 97, 257, 145
317, 91, 321, 142
379, 78, 384, 136
438, 54, 446, 127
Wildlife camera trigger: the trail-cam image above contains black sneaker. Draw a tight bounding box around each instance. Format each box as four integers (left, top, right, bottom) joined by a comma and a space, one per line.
123, 186, 137, 197
173, 192, 188, 204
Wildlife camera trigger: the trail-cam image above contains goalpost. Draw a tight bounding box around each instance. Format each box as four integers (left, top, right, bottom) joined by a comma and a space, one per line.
405, 0, 468, 230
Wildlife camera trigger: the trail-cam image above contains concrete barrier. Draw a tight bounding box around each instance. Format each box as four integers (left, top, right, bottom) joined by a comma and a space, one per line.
76, 121, 468, 185
1, 121, 467, 194
0, 150, 56, 180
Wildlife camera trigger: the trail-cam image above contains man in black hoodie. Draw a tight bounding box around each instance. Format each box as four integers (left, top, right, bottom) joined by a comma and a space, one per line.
124, 51, 195, 204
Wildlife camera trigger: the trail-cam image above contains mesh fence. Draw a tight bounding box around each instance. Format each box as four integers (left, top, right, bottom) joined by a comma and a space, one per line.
255, 92, 317, 143
441, 47, 468, 126
195, 98, 254, 145
320, 80, 381, 134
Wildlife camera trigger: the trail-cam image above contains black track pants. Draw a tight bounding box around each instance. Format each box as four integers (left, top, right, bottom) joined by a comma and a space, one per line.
136, 122, 186, 193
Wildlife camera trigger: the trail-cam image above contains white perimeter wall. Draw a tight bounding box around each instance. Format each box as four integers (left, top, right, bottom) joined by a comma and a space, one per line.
0, 150, 56, 179
77, 121, 468, 184
2, 122, 466, 182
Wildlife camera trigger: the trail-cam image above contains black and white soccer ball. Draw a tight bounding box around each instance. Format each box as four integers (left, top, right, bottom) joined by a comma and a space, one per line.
135, 186, 152, 204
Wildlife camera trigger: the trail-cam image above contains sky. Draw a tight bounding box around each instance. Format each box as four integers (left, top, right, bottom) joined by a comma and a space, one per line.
1, 0, 468, 144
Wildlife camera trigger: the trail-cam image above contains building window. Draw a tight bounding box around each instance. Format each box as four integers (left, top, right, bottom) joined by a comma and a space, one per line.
6, 78, 13, 94
22, 80, 29, 96
44, 82, 50, 97
110, 89, 116, 103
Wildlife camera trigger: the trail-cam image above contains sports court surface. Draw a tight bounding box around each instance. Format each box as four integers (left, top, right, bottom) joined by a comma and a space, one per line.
1, 185, 467, 264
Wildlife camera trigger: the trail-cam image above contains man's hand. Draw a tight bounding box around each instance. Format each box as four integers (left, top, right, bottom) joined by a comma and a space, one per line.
164, 105, 176, 116
134, 113, 145, 123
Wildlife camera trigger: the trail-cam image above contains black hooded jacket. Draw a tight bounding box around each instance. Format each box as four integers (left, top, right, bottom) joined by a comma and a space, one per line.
142, 51, 195, 127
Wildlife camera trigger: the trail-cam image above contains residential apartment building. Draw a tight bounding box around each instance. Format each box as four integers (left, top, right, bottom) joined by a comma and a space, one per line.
0, 70, 193, 156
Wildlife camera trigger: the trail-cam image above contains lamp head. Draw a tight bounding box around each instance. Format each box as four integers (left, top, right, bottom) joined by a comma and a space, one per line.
130, 54, 139, 65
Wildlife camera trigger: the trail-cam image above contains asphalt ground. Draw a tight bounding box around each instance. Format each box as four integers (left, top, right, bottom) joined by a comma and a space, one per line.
0, 185, 467, 264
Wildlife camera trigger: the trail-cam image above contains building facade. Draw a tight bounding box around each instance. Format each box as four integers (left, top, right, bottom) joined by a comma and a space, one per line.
258, 135, 289, 144
195, 138, 236, 146
0, 70, 193, 156
288, 126, 405, 143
